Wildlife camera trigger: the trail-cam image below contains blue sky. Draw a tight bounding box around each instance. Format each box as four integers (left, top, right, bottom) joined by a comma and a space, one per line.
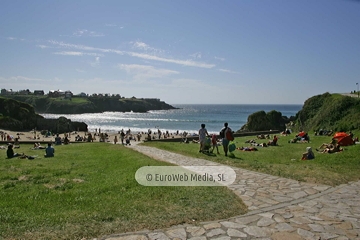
1, 0, 359, 104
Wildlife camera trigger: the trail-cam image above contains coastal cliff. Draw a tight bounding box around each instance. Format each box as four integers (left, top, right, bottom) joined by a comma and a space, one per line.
3, 96, 176, 114
0, 97, 87, 132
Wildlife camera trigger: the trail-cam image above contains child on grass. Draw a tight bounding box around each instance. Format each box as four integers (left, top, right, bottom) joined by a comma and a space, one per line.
210, 134, 220, 154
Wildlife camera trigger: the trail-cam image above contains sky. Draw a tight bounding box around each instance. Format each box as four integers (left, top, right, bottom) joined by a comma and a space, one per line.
0, 0, 359, 105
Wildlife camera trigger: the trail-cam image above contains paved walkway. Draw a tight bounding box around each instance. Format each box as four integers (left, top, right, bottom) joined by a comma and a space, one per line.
101, 143, 360, 240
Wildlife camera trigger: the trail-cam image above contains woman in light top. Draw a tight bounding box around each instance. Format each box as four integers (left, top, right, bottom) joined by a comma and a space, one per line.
302, 147, 315, 160
198, 124, 209, 153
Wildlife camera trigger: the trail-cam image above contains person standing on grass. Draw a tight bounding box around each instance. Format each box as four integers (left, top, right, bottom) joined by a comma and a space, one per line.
198, 124, 209, 153
220, 122, 233, 156
211, 134, 220, 154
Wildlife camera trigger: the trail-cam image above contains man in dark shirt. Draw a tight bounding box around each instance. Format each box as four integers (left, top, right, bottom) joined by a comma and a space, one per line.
7, 145, 20, 158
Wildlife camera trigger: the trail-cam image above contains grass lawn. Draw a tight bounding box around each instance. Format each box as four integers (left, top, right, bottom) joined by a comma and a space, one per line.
51, 97, 90, 104
141, 132, 360, 186
0, 143, 246, 240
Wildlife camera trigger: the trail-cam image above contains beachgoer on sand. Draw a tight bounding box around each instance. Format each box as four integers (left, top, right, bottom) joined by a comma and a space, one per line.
55, 134, 62, 145
64, 137, 70, 144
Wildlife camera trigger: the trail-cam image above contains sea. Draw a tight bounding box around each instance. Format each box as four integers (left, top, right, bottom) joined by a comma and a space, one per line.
40, 104, 303, 135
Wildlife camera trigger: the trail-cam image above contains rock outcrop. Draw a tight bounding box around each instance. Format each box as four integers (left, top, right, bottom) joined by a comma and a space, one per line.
0, 97, 87, 132
239, 110, 292, 132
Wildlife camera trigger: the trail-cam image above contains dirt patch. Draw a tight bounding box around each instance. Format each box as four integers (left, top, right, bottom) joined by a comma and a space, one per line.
18, 175, 29, 181
72, 179, 85, 183
43, 184, 56, 189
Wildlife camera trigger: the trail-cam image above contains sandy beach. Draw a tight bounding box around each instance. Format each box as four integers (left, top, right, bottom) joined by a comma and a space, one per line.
0, 128, 185, 145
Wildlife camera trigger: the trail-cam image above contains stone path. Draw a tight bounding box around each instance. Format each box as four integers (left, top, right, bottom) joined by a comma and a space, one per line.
101, 143, 360, 240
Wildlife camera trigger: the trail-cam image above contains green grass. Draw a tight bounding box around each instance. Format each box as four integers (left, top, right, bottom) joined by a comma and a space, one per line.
142, 132, 360, 186
51, 97, 90, 104
0, 143, 246, 240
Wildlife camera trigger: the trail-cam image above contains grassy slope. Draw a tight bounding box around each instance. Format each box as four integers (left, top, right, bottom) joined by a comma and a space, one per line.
296, 93, 360, 132
142, 132, 360, 186
51, 96, 91, 104
0, 143, 246, 240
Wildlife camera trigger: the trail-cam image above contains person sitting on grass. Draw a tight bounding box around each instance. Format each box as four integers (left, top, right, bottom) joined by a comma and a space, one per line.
33, 143, 46, 149
302, 133, 310, 143
182, 138, 189, 143
318, 144, 342, 154
44, 143, 55, 158
14, 137, 20, 146
251, 142, 268, 147
7, 145, 22, 159
301, 147, 315, 160
268, 135, 278, 146
317, 138, 337, 150
348, 131, 354, 138
289, 135, 300, 143
64, 137, 70, 145
257, 134, 265, 139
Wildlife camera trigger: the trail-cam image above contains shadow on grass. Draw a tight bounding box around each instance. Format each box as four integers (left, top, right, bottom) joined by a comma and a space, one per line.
200, 151, 244, 160
228, 152, 243, 160
201, 151, 217, 157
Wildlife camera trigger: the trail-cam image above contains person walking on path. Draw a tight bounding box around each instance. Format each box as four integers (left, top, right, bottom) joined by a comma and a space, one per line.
198, 124, 209, 153
220, 122, 233, 156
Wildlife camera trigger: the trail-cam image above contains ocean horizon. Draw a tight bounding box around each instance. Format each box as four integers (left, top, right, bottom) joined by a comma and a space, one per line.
40, 104, 303, 135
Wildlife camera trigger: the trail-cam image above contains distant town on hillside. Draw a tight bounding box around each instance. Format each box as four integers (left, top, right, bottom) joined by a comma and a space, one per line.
0, 88, 160, 101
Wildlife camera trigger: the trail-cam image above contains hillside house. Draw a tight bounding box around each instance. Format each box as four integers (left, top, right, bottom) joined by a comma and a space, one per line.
64, 91, 73, 99
34, 90, 44, 95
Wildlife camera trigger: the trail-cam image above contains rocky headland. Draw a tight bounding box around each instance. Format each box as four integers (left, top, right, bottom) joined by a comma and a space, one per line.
0, 97, 87, 132
238, 92, 360, 133
3, 95, 176, 114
